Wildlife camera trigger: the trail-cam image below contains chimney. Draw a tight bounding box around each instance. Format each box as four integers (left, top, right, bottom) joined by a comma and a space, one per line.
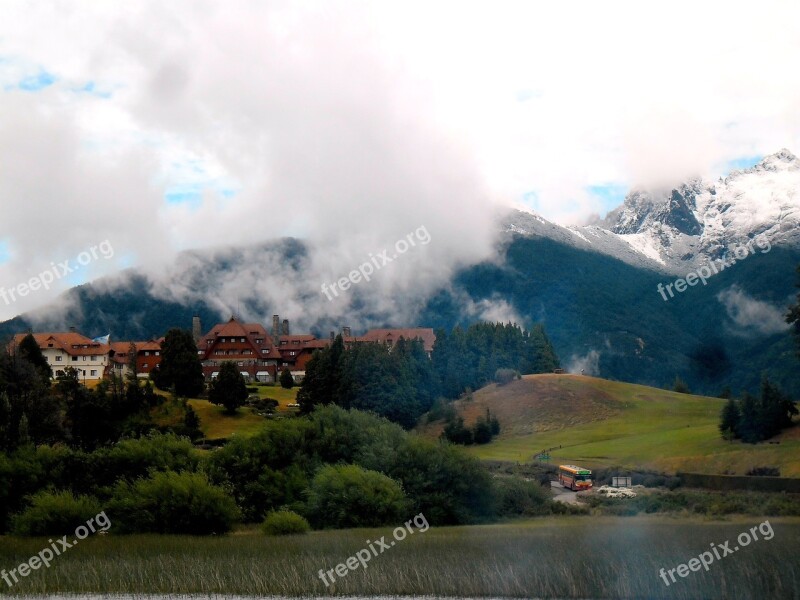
272, 314, 280, 337
282, 319, 289, 335
330, 331, 335, 342
69, 326, 77, 333
342, 326, 351, 338
192, 315, 202, 342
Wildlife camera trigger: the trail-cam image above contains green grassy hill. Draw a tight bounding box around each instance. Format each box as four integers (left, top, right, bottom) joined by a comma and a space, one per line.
419, 374, 800, 476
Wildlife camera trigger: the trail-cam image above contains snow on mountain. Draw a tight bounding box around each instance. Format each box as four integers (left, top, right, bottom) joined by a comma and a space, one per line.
505, 149, 800, 274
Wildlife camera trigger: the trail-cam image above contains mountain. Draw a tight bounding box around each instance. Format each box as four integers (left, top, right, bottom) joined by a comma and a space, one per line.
507, 149, 800, 274
2, 152, 798, 396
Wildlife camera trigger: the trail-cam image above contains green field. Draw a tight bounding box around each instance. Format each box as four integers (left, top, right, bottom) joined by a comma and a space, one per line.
149, 384, 299, 441
429, 375, 800, 476
0, 517, 796, 598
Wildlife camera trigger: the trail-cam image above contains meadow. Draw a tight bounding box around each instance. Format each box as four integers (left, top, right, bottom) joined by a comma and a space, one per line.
445, 375, 800, 477
151, 385, 299, 441
1, 517, 797, 598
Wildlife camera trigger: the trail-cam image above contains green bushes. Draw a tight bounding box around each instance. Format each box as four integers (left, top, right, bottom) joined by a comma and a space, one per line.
494, 476, 552, 517
261, 509, 310, 535
494, 368, 520, 386
306, 464, 409, 529
11, 490, 102, 536
109, 471, 240, 534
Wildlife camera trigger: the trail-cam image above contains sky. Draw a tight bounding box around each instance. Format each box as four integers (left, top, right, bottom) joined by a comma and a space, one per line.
0, 0, 799, 323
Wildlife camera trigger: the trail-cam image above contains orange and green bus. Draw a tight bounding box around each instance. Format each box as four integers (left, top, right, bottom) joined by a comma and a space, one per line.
558, 465, 592, 491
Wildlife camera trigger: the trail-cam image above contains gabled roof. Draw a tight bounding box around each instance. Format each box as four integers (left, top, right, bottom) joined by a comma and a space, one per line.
198, 317, 281, 360
11, 332, 111, 357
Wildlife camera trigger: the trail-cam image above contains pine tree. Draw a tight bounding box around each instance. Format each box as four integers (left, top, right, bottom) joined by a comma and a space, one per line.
737, 392, 761, 443
209, 361, 248, 414
719, 397, 740, 440
280, 367, 294, 389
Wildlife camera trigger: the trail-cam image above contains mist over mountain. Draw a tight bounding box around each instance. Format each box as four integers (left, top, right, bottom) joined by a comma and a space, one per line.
2, 152, 798, 396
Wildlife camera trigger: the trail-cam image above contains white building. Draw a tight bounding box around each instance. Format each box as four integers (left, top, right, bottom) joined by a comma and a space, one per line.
11, 331, 111, 381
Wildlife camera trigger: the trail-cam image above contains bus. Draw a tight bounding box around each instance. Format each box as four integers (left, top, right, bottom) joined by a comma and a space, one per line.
558, 465, 592, 491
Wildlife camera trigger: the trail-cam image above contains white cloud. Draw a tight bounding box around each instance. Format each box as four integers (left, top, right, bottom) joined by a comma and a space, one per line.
717, 286, 792, 336
0, 0, 799, 321
567, 350, 601, 376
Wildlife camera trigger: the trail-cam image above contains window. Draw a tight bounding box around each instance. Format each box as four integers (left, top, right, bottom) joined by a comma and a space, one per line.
256, 338, 263, 344
142, 363, 148, 369
155, 351, 160, 356
280, 341, 287, 345
289, 351, 296, 356
240, 338, 245, 343
72, 356, 78, 361
261, 349, 268, 354
90, 370, 98, 377
144, 351, 150, 356
55, 356, 62, 362
238, 361, 244, 366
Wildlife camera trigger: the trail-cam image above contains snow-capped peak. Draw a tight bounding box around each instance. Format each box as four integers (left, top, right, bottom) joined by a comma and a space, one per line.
505, 149, 800, 274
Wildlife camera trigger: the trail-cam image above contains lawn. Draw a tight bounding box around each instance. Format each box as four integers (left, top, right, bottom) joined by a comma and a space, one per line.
456, 375, 800, 477
1, 517, 797, 598
254, 383, 300, 410
187, 399, 268, 440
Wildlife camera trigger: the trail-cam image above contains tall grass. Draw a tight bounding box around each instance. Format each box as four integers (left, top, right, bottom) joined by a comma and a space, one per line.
1, 517, 798, 598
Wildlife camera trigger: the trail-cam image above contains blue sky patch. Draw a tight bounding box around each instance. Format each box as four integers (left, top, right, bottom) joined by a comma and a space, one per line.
0, 240, 11, 265
74, 80, 113, 99
725, 155, 762, 172
18, 69, 57, 91
588, 183, 628, 213
521, 190, 540, 211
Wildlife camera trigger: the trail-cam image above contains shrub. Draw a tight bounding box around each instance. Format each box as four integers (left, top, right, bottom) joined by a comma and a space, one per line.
11, 490, 102, 536
261, 509, 310, 535
494, 368, 519, 386
279, 368, 294, 389
109, 471, 239, 534
305, 464, 409, 529
494, 476, 552, 517
746, 466, 781, 477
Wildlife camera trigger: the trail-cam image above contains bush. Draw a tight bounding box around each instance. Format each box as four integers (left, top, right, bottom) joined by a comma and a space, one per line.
494, 476, 552, 517
109, 471, 239, 534
305, 464, 409, 529
280, 368, 294, 389
261, 509, 311, 535
11, 490, 102, 536
494, 368, 519, 386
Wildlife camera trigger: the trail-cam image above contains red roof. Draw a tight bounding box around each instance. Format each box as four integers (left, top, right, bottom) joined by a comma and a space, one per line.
11, 332, 111, 357
198, 317, 282, 360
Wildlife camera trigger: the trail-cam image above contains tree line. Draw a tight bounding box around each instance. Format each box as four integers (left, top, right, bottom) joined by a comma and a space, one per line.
298, 321, 561, 428
719, 377, 798, 443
